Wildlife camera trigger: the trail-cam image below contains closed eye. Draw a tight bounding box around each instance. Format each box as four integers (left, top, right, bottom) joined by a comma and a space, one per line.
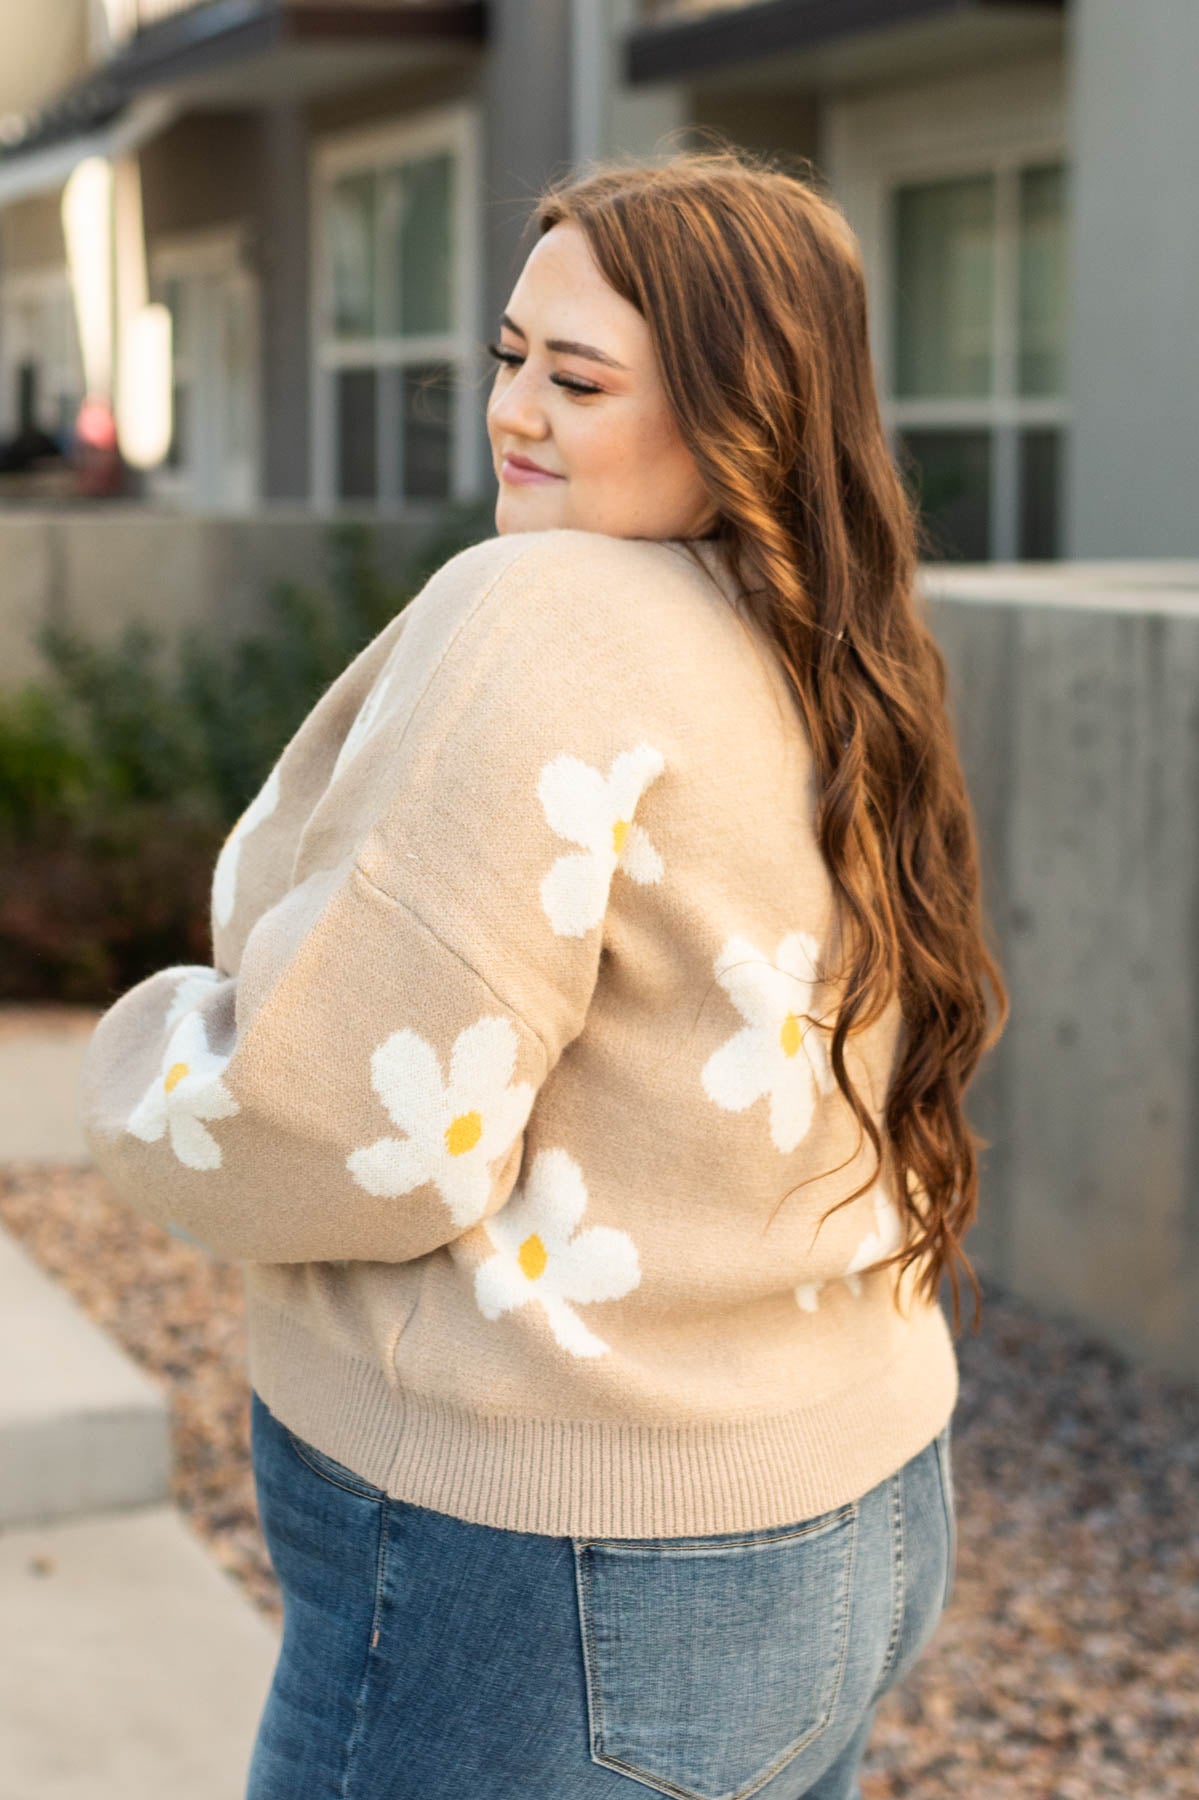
484, 342, 603, 396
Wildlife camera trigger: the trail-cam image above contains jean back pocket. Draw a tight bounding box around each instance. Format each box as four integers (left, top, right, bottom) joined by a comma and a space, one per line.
573, 1501, 859, 1800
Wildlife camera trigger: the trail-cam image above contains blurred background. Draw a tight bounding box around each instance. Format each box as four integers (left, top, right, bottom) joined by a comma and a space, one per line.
0, 3, 1194, 1797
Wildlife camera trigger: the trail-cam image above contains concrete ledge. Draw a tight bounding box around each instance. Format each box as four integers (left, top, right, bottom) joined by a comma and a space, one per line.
926, 578, 1199, 1380
0, 1226, 170, 1528
918, 558, 1199, 616
0, 1007, 100, 1166
0, 1503, 279, 1798
0, 504, 478, 687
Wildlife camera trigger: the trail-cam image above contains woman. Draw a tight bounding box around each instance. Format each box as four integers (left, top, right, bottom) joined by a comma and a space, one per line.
78, 146, 1006, 1798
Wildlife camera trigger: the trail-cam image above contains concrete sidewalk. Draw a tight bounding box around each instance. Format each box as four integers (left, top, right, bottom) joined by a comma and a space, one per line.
0, 1006, 97, 1165
0, 1005, 281, 1798
0, 1505, 278, 1799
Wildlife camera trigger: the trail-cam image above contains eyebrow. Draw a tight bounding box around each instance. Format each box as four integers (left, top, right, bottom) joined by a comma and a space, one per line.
499, 312, 630, 372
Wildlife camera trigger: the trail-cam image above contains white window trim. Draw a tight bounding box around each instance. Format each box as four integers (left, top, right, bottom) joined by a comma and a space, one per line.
822, 56, 1070, 561
310, 102, 483, 512
147, 224, 260, 510
151, 224, 253, 279
0, 263, 84, 441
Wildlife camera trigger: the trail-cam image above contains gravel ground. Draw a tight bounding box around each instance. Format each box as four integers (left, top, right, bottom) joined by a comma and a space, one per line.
1, 1158, 1195, 1799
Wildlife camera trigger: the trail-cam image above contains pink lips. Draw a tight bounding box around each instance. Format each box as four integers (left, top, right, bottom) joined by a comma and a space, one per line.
501, 454, 564, 485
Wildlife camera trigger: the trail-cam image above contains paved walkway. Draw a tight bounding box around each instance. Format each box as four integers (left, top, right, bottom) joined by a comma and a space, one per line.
0, 1507, 277, 1799
0, 1006, 98, 1164
0, 1004, 279, 1800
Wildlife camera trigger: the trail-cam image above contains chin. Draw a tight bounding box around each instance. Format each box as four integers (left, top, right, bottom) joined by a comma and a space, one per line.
495, 497, 567, 536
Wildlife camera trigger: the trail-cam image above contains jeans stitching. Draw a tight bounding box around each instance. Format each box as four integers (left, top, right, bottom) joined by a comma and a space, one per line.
284, 1429, 388, 1504
572, 1545, 607, 1762
825, 1500, 859, 1731
572, 1502, 856, 1557
339, 1499, 393, 1799
876, 1469, 905, 1692
935, 1426, 957, 1611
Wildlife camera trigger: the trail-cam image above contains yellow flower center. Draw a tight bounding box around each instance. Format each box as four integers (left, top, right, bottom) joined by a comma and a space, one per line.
779, 1013, 803, 1058
518, 1233, 548, 1281
164, 1061, 190, 1093
445, 1110, 483, 1157
612, 817, 630, 856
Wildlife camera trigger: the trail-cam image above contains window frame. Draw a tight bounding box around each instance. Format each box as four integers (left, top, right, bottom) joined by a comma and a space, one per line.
821, 60, 1070, 561
0, 264, 85, 445
146, 224, 260, 511
310, 102, 483, 511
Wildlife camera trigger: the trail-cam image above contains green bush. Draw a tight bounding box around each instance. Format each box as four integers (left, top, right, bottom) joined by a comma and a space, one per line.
0, 684, 92, 837
0, 508, 493, 1003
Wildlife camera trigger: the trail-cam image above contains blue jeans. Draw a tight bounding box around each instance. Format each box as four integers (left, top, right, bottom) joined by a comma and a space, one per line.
245, 1388, 956, 1800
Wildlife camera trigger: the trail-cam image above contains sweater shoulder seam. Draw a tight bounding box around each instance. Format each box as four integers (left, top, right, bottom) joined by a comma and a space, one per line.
365, 536, 555, 796
348, 861, 553, 1067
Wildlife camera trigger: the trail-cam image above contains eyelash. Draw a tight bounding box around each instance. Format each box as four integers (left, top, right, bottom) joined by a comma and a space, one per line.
483, 341, 602, 396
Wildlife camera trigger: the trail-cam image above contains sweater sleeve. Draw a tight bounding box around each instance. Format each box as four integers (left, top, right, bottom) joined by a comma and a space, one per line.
75, 530, 679, 1264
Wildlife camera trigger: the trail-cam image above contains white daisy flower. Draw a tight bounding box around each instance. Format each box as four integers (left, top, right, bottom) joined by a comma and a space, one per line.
795, 1176, 906, 1312
162, 965, 223, 1031
347, 1016, 535, 1229
332, 667, 393, 781
473, 1147, 641, 1359
700, 931, 838, 1152
537, 743, 665, 937
212, 762, 282, 929
126, 1010, 239, 1172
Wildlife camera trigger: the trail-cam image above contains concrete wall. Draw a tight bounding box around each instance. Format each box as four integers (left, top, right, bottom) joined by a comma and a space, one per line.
920, 563, 1199, 1380
0, 505, 483, 684
1065, 0, 1199, 556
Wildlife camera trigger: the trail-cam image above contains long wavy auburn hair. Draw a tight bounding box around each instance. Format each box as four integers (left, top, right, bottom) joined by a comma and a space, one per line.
528, 142, 1009, 1334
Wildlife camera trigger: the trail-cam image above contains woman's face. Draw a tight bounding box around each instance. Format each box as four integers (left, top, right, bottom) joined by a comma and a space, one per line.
487, 220, 718, 541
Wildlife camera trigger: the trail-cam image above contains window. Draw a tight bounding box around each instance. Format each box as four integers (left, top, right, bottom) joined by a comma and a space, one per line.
155, 274, 191, 473
0, 273, 84, 447
148, 232, 259, 509
888, 160, 1069, 561
313, 107, 481, 508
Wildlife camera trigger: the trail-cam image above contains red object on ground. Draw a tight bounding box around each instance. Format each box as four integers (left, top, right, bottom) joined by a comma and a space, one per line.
72, 395, 125, 496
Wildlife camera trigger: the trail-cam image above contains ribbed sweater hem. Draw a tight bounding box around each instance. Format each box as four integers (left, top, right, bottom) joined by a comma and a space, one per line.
244, 1293, 959, 1539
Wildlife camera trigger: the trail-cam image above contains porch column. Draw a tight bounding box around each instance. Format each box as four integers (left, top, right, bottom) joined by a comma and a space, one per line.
257, 101, 311, 502
1065, 0, 1199, 555
475, 0, 574, 495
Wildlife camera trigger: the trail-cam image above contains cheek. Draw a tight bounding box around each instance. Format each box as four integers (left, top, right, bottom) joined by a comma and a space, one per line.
573, 407, 665, 480
563, 409, 622, 470
624, 406, 706, 505
636, 402, 693, 463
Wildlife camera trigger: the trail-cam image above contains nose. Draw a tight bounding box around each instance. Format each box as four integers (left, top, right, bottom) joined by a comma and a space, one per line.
487, 362, 551, 443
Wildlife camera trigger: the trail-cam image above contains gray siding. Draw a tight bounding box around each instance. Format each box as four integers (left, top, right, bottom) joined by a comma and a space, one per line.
1066, 0, 1199, 555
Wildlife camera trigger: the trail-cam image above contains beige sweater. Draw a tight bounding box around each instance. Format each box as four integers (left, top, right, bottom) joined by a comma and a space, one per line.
77, 527, 957, 1538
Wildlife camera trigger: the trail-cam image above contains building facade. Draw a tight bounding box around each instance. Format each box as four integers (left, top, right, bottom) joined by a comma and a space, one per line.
0, 0, 1194, 558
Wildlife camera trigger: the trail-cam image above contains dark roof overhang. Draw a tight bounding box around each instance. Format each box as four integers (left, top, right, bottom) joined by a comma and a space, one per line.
0, 0, 487, 166
625, 0, 1065, 86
